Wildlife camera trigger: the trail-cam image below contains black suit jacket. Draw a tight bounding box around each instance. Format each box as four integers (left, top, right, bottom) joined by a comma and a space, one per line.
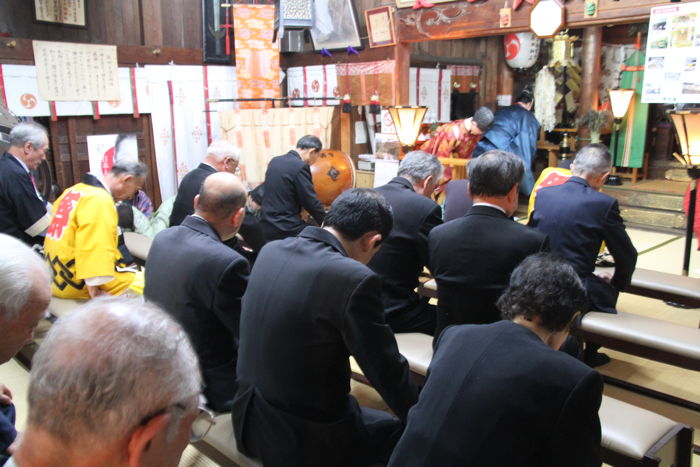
530, 176, 637, 313
389, 321, 603, 467
429, 205, 548, 335
233, 227, 418, 466
169, 163, 216, 227
144, 215, 249, 412
260, 150, 325, 240
368, 177, 442, 331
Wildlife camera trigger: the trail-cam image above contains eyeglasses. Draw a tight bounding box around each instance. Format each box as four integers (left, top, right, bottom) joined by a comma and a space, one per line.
140, 398, 216, 443
190, 403, 216, 442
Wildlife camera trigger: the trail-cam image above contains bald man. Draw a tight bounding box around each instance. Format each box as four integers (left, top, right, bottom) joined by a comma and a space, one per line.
145, 172, 250, 412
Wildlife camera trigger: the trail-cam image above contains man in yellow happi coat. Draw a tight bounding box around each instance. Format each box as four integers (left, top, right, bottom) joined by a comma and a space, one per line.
44, 160, 147, 299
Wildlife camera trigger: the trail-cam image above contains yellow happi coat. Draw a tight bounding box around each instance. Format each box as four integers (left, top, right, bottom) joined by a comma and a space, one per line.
44, 183, 135, 299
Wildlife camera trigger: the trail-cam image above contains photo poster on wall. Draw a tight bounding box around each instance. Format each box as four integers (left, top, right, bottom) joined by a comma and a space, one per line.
643, 1, 700, 103
86, 133, 139, 176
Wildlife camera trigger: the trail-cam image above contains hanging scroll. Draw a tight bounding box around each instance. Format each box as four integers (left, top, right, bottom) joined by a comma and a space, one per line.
335, 60, 396, 106
32, 41, 119, 101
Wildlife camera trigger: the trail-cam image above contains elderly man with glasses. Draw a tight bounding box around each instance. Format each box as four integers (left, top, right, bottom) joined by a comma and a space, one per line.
8, 298, 215, 467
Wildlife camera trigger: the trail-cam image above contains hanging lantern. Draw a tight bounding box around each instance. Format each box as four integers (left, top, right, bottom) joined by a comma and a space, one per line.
504, 32, 541, 69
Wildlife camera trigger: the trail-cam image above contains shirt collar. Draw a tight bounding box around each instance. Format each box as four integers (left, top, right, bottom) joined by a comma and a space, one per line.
10, 154, 29, 173
472, 202, 506, 215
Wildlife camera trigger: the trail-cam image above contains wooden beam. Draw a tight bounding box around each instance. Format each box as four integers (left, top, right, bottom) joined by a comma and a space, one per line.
397, 0, 667, 43
0, 37, 204, 65
578, 26, 602, 118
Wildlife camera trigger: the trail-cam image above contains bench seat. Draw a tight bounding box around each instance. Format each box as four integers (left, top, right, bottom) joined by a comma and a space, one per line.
576, 311, 700, 372
628, 268, 700, 309
192, 413, 262, 467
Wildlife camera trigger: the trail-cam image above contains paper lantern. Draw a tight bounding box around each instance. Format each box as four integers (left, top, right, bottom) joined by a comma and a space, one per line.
504, 32, 541, 69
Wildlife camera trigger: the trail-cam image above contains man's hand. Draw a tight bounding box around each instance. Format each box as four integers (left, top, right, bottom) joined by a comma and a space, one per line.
0, 384, 13, 405
87, 285, 107, 298
594, 270, 612, 284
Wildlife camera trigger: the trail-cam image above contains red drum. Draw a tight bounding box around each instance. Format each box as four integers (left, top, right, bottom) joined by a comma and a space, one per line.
310, 150, 356, 206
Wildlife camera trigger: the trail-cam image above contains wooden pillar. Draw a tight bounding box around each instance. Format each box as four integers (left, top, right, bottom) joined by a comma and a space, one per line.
340, 111, 352, 156
578, 26, 602, 118
480, 36, 501, 110
393, 42, 410, 105
497, 50, 514, 106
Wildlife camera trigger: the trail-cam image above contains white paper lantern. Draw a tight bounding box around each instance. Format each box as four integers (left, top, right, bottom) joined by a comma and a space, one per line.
504, 32, 541, 69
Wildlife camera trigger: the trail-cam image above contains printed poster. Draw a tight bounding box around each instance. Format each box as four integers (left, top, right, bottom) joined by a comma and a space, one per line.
643, 2, 700, 103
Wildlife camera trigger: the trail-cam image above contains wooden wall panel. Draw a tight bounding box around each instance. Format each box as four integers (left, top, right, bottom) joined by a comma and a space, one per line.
0, 0, 201, 49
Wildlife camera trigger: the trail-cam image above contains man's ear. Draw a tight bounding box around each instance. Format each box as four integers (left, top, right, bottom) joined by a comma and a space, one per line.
127, 413, 170, 467
193, 194, 200, 211
23, 141, 33, 154
231, 206, 246, 229
419, 175, 433, 195
362, 232, 382, 253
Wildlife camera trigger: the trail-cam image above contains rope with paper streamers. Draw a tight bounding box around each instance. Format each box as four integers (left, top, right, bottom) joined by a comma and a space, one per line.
534, 66, 556, 132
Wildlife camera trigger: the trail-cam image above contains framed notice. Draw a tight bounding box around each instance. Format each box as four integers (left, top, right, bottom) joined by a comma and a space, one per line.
33, 0, 87, 27
643, 1, 700, 103
32, 41, 119, 101
365, 6, 396, 48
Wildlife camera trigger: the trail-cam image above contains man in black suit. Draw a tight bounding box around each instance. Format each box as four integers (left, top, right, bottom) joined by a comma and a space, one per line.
429, 150, 548, 338
170, 139, 239, 227
260, 135, 326, 241
530, 144, 637, 366
233, 189, 418, 467
369, 150, 443, 334
169, 139, 265, 257
389, 253, 603, 467
145, 172, 249, 412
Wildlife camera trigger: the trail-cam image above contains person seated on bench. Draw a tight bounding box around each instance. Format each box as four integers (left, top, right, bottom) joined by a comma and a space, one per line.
429, 150, 548, 338
0, 234, 51, 463
389, 253, 603, 467
10, 298, 204, 467
145, 173, 250, 413
529, 144, 637, 367
368, 151, 443, 335
233, 189, 418, 467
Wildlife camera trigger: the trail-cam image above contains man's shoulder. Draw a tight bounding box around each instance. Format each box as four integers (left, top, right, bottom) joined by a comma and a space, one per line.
0, 154, 26, 180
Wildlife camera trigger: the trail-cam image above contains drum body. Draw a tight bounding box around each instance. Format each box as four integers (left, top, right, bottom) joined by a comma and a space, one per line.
310, 149, 356, 206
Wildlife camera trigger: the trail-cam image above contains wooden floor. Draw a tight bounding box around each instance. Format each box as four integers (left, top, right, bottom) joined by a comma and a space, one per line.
0, 226, 697, 466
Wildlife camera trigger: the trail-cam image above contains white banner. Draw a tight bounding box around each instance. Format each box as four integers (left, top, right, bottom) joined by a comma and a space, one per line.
409, 67, 452, 123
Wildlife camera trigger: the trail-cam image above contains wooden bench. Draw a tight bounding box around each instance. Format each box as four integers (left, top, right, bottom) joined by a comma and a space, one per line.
626, 268, 700, 310
420, 269, 700, 310
191, 413, 262, 467
123, 231, 152, 263
392, 333, 694, 467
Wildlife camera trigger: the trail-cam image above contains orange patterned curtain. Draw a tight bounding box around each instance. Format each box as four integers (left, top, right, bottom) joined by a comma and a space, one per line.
233, 5, 280, 109
218, 107, 336, 183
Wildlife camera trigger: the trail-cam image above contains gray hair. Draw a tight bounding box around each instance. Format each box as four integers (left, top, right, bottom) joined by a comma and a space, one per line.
468, 150, 524, 197
110, 158, 147, 178
398, 150, 443, 184
473, 106, 495, 132
0, 234, 50, 322
9, 121, 48, 148
28, 298, 201, 446
207, 139, 240, 163
572, 143, 612, 177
